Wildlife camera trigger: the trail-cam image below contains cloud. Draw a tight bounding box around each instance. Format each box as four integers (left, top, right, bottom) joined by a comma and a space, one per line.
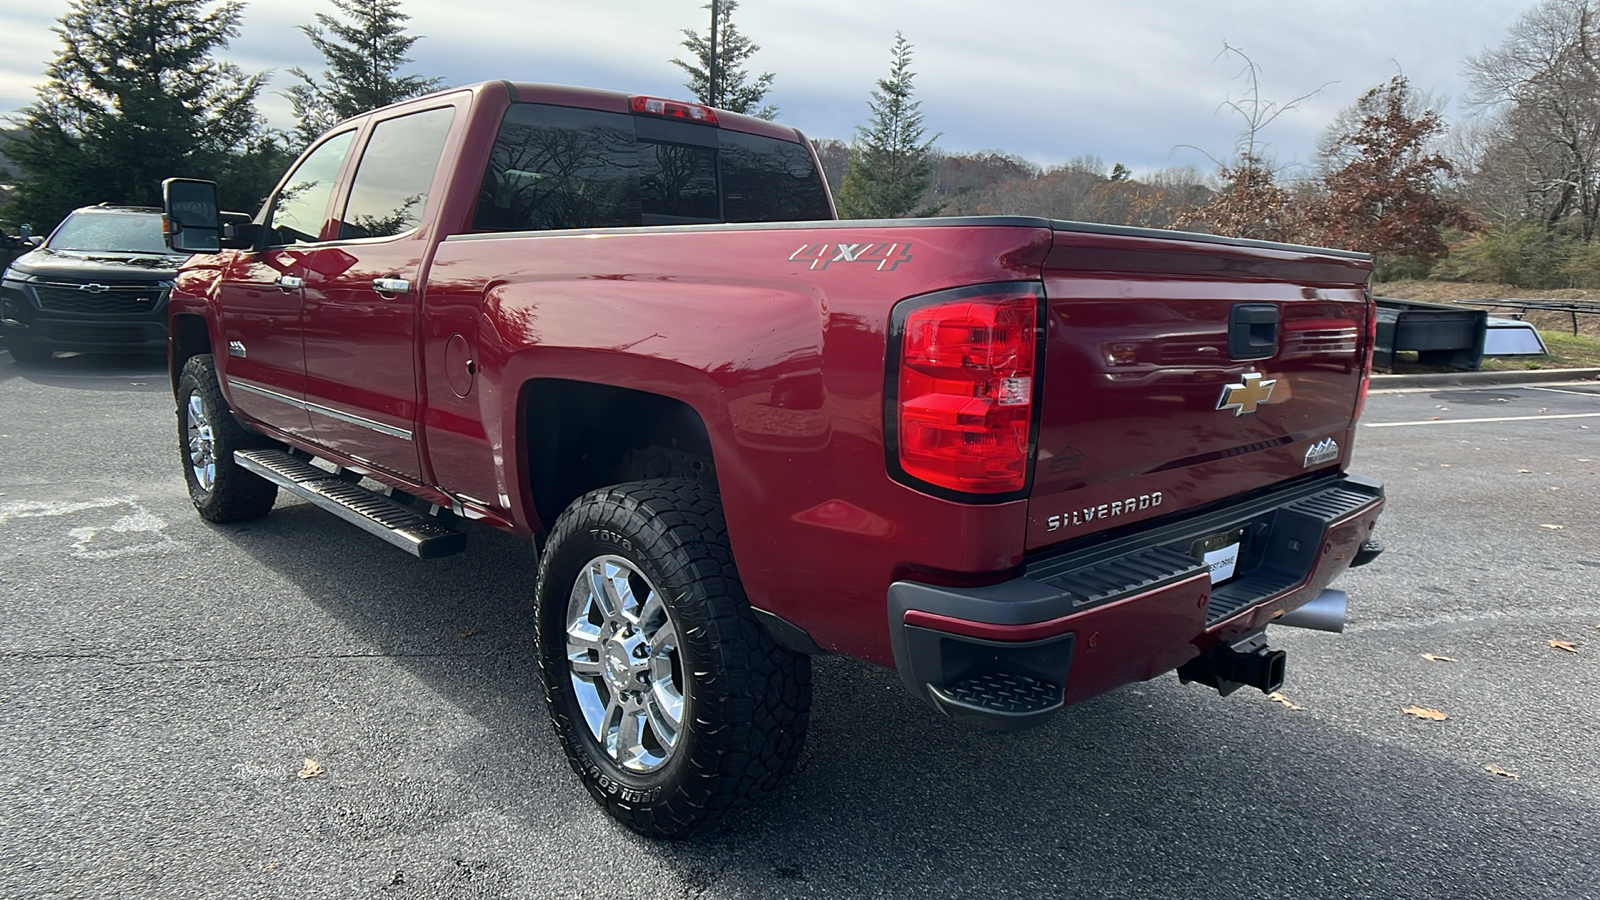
0, 0, 1532, 177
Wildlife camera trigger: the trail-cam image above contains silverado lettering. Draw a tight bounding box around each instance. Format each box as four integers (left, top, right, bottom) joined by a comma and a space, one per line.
159, 81, 1385, 839
1046, 491, 1164, 531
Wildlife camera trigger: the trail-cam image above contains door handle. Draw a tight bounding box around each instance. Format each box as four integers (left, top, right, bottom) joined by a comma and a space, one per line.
372, 277, 411, 295
274, 275, 303, 291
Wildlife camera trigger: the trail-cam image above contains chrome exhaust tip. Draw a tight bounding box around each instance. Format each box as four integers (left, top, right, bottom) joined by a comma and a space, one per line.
1275, 589, 1347, 634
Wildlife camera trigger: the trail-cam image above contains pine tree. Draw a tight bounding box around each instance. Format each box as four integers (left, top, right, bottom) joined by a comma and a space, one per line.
285, 0, 444, 148
835, 33, 942, 219
4, 0, 282, 230
670, 0, 776, 119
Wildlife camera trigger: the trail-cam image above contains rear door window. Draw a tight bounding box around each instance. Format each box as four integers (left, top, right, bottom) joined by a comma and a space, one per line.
338, 107, 456, 240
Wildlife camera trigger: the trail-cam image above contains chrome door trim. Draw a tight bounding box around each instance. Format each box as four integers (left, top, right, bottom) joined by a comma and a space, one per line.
227, 378, 414, 441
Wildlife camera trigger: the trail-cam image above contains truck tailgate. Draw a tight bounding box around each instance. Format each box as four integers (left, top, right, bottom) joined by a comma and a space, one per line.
1027, 226, 1373, 551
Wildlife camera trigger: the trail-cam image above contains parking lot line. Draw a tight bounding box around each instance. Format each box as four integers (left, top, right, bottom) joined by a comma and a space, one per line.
1364, 412, 1600, 428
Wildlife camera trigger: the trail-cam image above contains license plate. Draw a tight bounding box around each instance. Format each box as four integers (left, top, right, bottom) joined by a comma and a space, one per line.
1192, 528, 1244, 585
1203, 542, 1241, 584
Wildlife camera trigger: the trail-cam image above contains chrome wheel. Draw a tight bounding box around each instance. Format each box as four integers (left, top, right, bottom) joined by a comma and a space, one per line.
565, 554, 684, 773
185, 392, 216, 492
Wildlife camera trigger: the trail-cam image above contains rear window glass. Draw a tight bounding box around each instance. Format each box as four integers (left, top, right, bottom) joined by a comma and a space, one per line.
473, 103, 830, 233
49, 212, 175, 254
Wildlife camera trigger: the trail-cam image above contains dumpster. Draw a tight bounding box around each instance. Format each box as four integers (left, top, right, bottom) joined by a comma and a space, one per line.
1372, 297, 1488, 371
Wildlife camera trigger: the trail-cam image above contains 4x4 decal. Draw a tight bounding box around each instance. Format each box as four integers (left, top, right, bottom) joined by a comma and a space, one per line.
790, 241, 914, 271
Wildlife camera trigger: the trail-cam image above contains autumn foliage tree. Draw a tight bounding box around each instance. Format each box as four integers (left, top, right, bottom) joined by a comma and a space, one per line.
1312, 76, 1475, 269
1179, 153, 1301, 241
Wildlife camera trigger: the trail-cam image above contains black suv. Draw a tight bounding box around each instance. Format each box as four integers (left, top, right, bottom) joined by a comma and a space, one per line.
1, 205, 188, 363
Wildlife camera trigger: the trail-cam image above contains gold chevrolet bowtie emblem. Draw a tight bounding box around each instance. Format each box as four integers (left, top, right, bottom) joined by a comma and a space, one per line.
1217, 371, 1277, 416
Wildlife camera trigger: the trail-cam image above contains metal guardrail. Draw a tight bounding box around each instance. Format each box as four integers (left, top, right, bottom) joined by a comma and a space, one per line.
1454, 298, 1600, 335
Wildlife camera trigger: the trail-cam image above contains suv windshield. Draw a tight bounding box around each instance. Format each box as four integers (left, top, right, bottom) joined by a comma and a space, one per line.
49, 211, 178, 255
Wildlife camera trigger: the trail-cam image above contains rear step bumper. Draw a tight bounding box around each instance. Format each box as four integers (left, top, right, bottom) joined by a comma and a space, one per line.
888, 472, 1383, 729
234, 449, 465, 558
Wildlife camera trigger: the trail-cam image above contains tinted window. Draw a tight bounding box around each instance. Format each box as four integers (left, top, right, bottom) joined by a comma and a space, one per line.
265, 131, 355, 245
472, 103, 830, 232
720, 130, 832, 222
474, 105, 638, 232
339, 107, 455, 240
640, 142, 718, 223
49, 212, 177, 254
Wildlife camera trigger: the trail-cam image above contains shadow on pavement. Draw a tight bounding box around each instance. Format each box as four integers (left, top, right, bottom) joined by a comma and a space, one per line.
213, 500, 1598, 899
2, 348, 168, 392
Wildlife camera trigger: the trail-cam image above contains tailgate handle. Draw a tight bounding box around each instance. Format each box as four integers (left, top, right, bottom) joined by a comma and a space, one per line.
1229, 303, 1279, 360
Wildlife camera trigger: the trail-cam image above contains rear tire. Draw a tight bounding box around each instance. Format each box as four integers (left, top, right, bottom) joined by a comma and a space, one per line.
176, 353, 278, 522
534, 479, 812, 838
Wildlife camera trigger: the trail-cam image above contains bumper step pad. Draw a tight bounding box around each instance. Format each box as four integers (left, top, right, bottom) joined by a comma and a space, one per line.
234, 449, 465, 558
928, 673, 1065, 729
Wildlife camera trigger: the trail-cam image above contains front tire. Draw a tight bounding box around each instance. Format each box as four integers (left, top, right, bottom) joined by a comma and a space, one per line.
534, 480, 812, 838
176, 354, 278, 522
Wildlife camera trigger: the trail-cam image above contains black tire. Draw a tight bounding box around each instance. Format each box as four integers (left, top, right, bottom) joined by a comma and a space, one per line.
7, 338, 53, 364
534, 479, 812, 838
176, 353, 278, 522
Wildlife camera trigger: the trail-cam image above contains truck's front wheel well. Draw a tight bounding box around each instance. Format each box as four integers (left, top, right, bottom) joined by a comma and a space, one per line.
522, 379, 716, 532
170, 314, 211, 394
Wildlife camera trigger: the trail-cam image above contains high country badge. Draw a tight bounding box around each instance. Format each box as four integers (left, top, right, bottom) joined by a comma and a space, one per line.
1303, 437, 1339, 468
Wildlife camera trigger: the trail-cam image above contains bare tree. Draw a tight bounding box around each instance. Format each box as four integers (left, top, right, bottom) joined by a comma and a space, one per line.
1176, 43, 1330, 241
1464, 0, 1600, 240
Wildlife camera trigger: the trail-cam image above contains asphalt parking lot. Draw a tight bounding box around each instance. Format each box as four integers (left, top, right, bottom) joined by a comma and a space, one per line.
1, 351, 1597, 899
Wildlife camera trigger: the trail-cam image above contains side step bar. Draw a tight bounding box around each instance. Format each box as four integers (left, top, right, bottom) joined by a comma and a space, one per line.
234, 449, 465, 558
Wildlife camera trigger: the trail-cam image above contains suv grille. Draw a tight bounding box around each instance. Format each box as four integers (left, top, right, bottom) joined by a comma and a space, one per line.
33, 281, 168, 314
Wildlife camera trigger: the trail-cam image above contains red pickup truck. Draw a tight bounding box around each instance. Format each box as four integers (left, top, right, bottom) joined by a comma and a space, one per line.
161, 80, 1384, 837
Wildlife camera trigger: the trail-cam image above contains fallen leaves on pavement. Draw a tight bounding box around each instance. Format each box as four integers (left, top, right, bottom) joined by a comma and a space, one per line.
1548, 640, 1578, 653
1402, 706, 1449, 721
1421, 653, 1456, 663
1483, 765, 1520, 779
1267, 692, 1303, 710
297, 758, 324, 779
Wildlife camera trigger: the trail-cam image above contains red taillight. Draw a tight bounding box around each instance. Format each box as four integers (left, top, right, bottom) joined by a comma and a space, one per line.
629, 96, 719, 125
893, 289, 1040, 495
1354, 295, 1377, 421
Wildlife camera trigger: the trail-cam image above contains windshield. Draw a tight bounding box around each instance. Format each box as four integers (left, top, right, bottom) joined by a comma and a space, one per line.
49, 212, 178, 254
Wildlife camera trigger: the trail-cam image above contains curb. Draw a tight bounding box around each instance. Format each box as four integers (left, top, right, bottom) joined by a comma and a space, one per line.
1371, 368, 1600, 389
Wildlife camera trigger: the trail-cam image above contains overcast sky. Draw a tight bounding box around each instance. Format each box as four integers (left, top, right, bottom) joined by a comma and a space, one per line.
0, 0, 1532, 177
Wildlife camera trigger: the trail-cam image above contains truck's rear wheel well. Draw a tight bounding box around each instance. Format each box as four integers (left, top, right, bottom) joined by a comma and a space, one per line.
523, 379, 716, 532
170, 314, 211, 393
